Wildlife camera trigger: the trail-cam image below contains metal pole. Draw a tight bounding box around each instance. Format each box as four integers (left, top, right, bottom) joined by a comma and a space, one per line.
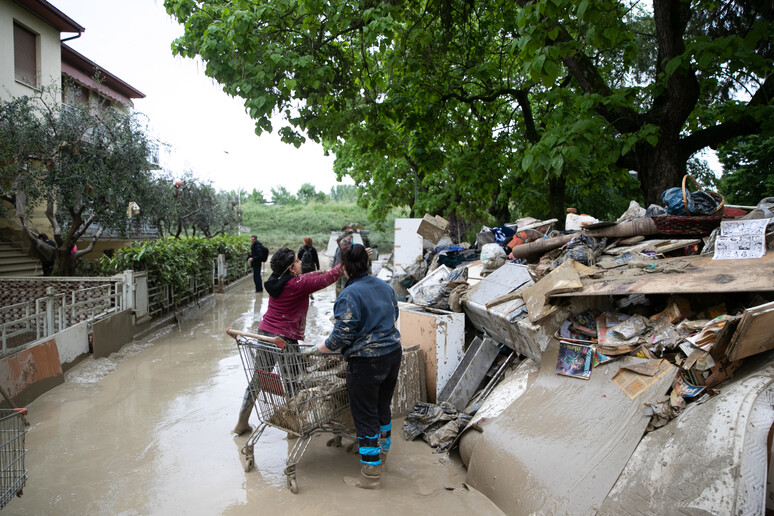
46, 287, 55, 337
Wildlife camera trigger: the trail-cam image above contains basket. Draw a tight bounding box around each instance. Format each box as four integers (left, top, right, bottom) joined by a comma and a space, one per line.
681, 174, 725, 216
651, 214, 723, 236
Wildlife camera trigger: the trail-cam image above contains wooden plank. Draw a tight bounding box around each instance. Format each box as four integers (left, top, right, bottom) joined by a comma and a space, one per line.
521, 260, 583, 322
605, 238, 701, 256
553, 252, 774, 297
726, 301, 774, 361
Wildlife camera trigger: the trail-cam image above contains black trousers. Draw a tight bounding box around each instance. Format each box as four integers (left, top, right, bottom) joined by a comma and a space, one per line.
346, 348, 402, 463
252, 264, 263, 291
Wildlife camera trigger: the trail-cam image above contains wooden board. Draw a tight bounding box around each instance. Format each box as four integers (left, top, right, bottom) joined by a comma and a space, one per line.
726, 301, 774, 361
553, 252, 774, 297
604, 238, 701, 256
521, 260, 583, 322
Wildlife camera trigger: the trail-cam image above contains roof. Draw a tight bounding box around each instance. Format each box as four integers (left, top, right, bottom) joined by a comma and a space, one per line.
61, 44, 145, 106
12, 0, 84, 33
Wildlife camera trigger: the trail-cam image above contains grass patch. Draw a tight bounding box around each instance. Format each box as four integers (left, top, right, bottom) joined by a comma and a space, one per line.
241, 201, 408, 256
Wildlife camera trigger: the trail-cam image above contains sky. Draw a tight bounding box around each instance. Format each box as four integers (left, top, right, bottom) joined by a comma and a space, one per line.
49, 0, 348, 197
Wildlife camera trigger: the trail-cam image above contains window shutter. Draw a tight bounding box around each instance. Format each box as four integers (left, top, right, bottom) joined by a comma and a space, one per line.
14, 23, 37, 86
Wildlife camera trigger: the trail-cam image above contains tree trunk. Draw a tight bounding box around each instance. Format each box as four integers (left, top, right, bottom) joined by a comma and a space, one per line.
635, 139, 687, 206
487, 184, 511, 223
446, 208, 478, 243
548, 175, 566, 228
56, 248, 74, 276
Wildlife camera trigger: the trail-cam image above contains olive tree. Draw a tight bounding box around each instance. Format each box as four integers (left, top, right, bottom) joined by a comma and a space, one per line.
0, 93, 156, 274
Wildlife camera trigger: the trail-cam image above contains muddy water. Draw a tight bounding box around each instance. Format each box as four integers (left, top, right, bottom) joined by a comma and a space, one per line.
6, 278, 503, 515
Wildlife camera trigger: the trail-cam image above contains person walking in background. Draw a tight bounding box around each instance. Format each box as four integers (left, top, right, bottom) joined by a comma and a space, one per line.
38, 233, 56, 276
246, 235, 268, 293
307, 243, 402, 490
233, 248, 344, 435
332, 233, 353, 297
297, 237, 320, 274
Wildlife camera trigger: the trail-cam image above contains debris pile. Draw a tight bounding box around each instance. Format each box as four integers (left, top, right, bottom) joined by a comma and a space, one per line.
388, 192, 774, 445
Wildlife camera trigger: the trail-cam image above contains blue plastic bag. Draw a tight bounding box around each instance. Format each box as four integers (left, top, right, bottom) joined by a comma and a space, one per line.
661, 187, 688, 215
661, 187, 718, 216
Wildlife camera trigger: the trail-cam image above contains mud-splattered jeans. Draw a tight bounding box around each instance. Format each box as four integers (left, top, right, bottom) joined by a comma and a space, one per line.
346, 348, 402, 465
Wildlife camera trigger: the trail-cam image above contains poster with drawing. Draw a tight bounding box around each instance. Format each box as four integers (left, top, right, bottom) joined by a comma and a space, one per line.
555, 341, 593, 379
713, 218, 771, 260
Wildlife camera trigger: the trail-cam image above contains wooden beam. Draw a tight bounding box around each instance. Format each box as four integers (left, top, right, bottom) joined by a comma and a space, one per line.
552, 252, 774, 296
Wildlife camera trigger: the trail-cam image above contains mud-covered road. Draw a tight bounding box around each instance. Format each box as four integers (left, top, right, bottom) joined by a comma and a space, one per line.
5, 277, 502, 515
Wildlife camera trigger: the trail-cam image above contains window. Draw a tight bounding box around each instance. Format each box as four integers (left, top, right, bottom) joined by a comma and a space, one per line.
63, 79, 89, 107
14, 23, 37, 87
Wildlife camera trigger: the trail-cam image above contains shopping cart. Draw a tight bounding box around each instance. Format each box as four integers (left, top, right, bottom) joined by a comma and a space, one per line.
0, 408, 27, 509
227, 329, 352, 493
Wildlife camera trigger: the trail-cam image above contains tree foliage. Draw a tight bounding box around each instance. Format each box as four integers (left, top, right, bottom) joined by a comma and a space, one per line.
100, 234, 249, 291
297, 182, 328, 204
138, 171, 242, 239
270, 185, 299, 205
717, 134, 774, 206
0, 93, 242, 275
165, 0, 774, 223
248, 188, 267, 204
0, 93, 155, 274
329, 184, 358, 203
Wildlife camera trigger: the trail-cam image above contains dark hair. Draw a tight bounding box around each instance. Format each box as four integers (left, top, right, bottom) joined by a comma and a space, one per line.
270, 247, 296, 277
341, 243, 368, 277
336, 230, 353, 243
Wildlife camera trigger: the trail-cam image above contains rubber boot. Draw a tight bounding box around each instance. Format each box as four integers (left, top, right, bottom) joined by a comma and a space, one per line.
344, 463, 382, 490
232, 407, 252, 436
380, 449, 388, 468
358, 463, 382, 490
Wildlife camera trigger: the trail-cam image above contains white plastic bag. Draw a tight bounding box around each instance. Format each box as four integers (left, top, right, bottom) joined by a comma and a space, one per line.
480, 243, 506, 274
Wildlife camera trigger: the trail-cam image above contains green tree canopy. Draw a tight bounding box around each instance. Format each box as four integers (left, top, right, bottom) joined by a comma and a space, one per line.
140, 171, 242, 239
329, 184, 358, 203
248, 188, 267, 204
297, 182, 328, 204
270, 185, 299, 205
165, 0, 773, 223
717, 134, 774, 206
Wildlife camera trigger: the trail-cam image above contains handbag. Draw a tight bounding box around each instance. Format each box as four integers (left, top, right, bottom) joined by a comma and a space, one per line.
661, 174, 725, 216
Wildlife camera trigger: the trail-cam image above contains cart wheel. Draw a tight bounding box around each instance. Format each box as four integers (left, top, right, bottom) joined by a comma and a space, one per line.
288, 476, 298, 494
244, 455, 254, 472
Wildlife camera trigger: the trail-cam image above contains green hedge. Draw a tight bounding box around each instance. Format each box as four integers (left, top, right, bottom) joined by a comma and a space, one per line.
100, 234, 250, 291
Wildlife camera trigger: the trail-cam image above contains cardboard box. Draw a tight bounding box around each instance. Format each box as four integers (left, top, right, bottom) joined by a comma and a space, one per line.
417, 214, 449, 245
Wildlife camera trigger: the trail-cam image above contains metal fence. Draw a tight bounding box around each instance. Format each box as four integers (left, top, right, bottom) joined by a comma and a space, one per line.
0, 253, 250, 350
146, 254, 250, 319
0, 281, 124, 352
221, 253, 252, 286
146, 270, 212, 319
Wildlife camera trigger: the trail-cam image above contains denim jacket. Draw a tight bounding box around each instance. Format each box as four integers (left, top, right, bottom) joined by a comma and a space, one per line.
325, 273, 401, 359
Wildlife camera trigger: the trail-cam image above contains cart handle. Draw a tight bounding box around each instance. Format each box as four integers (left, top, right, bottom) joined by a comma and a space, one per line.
226, 328, 287, 350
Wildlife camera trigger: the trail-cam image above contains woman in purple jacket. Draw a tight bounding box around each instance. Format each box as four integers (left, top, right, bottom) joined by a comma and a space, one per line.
233, 247, 343, 435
